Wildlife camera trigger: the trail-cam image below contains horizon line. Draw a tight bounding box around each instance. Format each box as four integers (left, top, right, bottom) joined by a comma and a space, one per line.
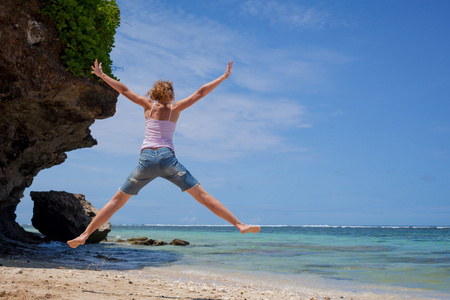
20, 223, 450, 228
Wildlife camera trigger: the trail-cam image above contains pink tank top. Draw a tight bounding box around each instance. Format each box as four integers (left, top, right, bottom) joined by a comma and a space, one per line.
141, 103, 176, 151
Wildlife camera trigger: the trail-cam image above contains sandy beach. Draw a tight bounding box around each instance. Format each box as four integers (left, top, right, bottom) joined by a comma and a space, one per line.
1, 258, 443, 300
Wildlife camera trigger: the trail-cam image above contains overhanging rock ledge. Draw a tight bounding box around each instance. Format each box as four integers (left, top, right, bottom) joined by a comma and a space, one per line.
0, 0, 118, 251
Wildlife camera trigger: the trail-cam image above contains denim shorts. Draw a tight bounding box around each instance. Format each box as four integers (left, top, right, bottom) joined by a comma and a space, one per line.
119, 148, 199, 195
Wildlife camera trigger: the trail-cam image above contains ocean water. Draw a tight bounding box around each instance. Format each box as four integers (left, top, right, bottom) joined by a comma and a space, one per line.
17, 225, 450, 296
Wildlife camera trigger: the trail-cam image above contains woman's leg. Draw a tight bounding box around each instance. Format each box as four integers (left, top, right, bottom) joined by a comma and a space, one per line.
67, 190, 132, 248
187, 184, 260, 234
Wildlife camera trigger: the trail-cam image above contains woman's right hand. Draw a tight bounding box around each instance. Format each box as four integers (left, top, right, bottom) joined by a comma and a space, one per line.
222, 61, 233, 79
91, 59, 104, 77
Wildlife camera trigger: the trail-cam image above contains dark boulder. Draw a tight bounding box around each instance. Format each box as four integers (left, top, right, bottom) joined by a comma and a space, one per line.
150, 239, 168, 246
170, 238, 190, 246
30, 191, 110, 243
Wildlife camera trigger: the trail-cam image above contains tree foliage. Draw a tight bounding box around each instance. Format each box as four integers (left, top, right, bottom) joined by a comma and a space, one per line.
41, 0, 120, 79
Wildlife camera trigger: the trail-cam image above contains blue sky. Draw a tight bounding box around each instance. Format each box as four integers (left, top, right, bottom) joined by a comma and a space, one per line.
17, 0, 450, 226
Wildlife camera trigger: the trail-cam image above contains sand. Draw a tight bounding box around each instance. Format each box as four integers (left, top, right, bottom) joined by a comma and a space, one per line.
0, 259, 444, 300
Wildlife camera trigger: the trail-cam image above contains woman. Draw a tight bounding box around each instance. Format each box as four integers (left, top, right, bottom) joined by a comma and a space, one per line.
68, 60, 260, 248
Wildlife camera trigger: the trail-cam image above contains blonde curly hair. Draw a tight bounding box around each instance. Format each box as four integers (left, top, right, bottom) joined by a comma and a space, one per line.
146, 80, 174, 103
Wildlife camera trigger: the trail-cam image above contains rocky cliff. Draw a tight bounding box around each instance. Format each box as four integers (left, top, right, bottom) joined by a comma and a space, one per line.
0, 0, 118, 251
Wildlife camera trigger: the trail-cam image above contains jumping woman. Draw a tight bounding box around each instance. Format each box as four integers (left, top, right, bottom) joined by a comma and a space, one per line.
68, 60, 260, 248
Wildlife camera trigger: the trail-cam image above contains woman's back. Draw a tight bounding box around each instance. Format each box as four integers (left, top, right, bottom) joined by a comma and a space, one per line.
142, 103, 177, 151
145, 102, 178, 121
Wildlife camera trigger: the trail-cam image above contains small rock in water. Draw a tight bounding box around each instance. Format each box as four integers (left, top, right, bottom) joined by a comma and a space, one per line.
170, 238, 190, 246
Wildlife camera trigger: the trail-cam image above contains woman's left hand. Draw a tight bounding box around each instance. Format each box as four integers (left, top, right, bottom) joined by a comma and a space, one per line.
222, 61, 233, 79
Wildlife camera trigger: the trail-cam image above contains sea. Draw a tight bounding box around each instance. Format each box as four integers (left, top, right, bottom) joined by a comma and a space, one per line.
14, 225, 450, 298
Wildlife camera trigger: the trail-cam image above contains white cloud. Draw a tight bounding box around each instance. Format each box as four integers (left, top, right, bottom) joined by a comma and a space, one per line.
231, 47, 355, 93
330, 109, 345, 117
180, 216, 198, 223
112, 1, 241, 84
240, 0, 338, 30
175, 92, 309, 161
111, 1, 350, 94
65, 162, 116, 173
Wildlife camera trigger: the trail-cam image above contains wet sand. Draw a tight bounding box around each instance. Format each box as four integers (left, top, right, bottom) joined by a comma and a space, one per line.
0, 259, 445, 300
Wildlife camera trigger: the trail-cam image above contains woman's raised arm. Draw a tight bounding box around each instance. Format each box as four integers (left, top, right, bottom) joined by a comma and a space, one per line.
91, 59, 151, 110
173, 61, 233, 112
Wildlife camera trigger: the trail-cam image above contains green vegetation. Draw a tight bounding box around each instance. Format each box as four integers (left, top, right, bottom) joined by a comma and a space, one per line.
41, 0, 120, 79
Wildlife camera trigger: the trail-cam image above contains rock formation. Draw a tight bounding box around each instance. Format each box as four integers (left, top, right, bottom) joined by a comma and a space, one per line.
126, 237, 168, 246
116, 237, 190, 246
30, 191, 110, 243
170, 238, 190, 246
0, 0, 118, 251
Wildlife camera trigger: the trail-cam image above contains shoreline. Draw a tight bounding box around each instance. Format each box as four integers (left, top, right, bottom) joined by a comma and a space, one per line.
1, 258, 448, 300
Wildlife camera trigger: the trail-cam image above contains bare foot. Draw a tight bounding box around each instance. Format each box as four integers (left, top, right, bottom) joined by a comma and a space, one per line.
238, 224, 261, 234
67, 235, 87, 249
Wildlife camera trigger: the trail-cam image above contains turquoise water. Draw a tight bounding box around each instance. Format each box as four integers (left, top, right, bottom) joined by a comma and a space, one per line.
20, 225, 450, 294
